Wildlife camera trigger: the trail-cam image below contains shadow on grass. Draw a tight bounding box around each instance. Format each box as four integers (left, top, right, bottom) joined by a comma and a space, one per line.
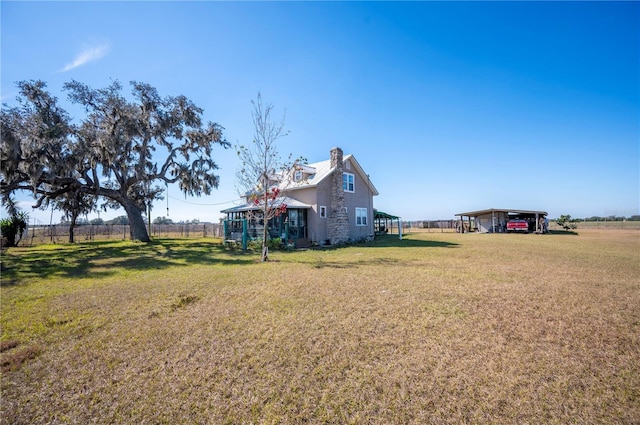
304, 234, 459, 251
548, 230, 580, 236
0, 239, 253, 285
281, 235, 459, 269
365, 234, 459, 249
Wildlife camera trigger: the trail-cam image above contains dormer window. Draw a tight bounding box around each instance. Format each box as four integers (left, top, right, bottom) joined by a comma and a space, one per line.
294, 170, 303, 181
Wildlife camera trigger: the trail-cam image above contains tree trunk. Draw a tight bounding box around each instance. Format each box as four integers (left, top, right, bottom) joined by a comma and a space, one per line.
121, 198, 151, 242
69, 221, 75, 243
97, 188, 151, 242
69, 210, 78, 243
261, 201, 269, 262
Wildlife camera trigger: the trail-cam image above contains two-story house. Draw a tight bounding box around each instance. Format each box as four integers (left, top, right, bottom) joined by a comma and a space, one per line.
221, 147, 378, 246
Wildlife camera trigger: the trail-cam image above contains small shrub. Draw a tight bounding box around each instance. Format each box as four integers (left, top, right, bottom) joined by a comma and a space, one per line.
247, 239, 262, 251
556, 214, 578, 230
0, 212, 28, 247
247, 237, 283, 251
268, 237, 282, 250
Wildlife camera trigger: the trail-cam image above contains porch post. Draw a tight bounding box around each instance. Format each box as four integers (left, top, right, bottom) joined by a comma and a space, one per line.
242, 219, 248, 251
284, 221, 289, 243
492, 211, 495, 233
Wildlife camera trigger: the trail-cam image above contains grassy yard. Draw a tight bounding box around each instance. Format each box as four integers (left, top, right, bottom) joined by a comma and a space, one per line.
1, 230, 639, 424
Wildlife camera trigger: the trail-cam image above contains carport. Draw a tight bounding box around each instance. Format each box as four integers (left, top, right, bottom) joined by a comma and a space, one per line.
455, 208, 548, 233
374, 210, 402, 240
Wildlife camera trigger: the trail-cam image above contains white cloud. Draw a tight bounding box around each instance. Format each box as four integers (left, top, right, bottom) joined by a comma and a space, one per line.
0, 91, 17, 102
60, 40, 110, 72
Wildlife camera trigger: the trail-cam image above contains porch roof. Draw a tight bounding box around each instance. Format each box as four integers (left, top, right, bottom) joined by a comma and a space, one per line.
221, 196, 312, 214
374, 210, 401, 220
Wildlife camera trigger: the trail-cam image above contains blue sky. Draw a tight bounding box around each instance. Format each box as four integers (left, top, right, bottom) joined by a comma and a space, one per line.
2, 1, 638, 223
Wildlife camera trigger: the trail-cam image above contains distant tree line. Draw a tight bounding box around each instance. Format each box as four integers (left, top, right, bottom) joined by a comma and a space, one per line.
579, 215, 640, 222
56, 215, 205, 226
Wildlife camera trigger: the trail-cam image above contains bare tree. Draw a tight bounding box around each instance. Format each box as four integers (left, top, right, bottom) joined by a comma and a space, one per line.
236, 93, 295, 261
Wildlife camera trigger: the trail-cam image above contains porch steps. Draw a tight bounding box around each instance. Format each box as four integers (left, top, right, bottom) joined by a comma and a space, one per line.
294, 238, 312, 249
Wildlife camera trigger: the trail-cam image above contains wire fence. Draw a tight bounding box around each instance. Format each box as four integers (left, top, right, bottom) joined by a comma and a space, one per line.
388, 220, 460, 234
18, 223, 224, 246
11, 219, 639, 247
548, 220, 640, 230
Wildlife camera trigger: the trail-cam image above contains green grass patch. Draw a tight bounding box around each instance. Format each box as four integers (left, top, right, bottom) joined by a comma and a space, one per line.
1, 231, 639, 424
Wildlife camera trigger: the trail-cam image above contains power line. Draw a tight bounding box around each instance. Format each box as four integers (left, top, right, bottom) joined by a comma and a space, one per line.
167, 195, 241, 206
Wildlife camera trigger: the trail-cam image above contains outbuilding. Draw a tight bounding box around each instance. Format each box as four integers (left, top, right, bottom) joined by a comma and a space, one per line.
455, 208, 548, 233
374, 210, 402, 239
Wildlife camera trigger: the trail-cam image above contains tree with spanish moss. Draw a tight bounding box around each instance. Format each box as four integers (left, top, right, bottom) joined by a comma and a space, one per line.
1, 80, 229, 242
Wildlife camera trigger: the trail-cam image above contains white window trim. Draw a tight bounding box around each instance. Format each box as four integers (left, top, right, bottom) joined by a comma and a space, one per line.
319, 206, 327, 218
356, 207, 368, 226
343, 172, 355, 193
294, 170, 303, 181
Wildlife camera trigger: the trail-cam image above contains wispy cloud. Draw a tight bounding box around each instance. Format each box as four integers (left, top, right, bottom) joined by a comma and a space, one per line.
1, 91, 17, 102
60, 40, 110, 72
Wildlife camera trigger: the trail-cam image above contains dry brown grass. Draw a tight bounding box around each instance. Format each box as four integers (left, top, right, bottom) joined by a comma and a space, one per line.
1, 230, 639, 424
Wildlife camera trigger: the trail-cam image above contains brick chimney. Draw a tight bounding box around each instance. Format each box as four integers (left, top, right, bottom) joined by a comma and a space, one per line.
328, 147, 349, 244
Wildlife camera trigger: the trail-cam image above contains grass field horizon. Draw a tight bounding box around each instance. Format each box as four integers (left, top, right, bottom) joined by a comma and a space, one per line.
1, 229, 639, 424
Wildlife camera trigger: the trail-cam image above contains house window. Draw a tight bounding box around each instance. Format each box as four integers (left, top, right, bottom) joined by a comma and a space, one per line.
319, 206, 327, 218
289, 209, 299, 227
343, 173, 354, 193
294, 170, 303, 181
356, 208, 368, 226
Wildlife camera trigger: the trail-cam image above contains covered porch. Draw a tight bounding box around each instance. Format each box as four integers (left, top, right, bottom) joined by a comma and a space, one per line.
221, 197, 311, 248
374, 210, 403, 240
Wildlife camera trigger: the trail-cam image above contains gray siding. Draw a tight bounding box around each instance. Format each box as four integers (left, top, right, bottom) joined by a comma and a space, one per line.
343, 158, 375, 240
285, 155, 376, 244
290, 185, 330, 243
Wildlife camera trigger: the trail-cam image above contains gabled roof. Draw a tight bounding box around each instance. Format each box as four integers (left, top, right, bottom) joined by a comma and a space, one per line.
284, 154, 379, 196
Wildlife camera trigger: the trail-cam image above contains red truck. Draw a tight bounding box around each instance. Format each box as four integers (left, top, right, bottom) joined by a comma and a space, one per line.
507, 219, 529, 233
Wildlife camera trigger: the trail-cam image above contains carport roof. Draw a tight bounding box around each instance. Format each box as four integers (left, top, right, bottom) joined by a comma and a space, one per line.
455, 208, 548, 217
374, 211, 401, 220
